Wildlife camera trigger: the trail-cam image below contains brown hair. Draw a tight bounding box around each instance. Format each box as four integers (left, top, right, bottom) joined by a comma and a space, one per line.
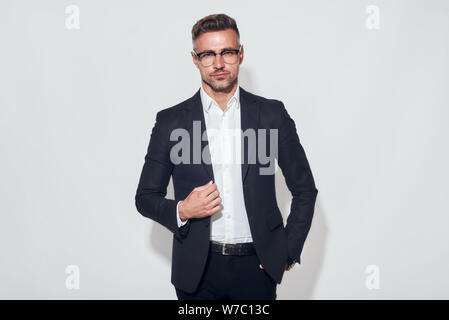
191, 14, 240, 45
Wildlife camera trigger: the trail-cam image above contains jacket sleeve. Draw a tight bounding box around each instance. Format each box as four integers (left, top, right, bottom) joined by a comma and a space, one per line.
276, 101, 318, 264
135, 111, 191, 240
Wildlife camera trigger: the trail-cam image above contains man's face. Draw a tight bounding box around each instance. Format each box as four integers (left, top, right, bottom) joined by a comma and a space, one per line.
191, 28, 244, 92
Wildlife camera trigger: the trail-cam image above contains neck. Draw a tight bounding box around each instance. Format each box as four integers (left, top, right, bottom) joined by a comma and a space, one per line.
202, 79, 238, 111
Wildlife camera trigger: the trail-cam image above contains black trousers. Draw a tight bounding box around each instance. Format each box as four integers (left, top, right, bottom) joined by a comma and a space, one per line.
175, 244, 277, 300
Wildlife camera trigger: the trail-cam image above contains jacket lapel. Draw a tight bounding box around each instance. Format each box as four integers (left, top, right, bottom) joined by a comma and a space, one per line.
239, 87, 260, 184
182, 89, 215, 182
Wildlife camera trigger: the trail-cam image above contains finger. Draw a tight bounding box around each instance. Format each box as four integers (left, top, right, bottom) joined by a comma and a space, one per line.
206, 190, 220, 202
200, 182, 217, 197
195, 180, 213, 192
259, 264, 264, 269
206, 204, 222, 216
206, 196, 221, 209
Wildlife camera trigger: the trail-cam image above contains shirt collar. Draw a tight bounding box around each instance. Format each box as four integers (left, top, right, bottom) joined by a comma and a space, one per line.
200, 84, 240, 113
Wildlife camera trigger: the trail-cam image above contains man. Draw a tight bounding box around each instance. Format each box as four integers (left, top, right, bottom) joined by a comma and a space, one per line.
135, 13, 318, 300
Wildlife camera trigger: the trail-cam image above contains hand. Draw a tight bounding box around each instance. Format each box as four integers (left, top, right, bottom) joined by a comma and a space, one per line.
178, 181, 222, 221
259, 263, 294, 271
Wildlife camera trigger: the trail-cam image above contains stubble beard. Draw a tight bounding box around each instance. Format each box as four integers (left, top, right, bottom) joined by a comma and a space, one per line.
203, 74, 238, 93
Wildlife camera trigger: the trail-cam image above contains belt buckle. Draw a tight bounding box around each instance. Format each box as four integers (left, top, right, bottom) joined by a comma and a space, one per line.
222, 243, 230, 255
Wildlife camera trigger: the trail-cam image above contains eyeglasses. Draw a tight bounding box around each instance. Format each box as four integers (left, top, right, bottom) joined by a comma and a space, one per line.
193, 45, 241, 67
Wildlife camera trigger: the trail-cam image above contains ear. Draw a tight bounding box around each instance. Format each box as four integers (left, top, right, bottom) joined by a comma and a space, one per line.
239, 44, 244, 65
191, 51, 199, 69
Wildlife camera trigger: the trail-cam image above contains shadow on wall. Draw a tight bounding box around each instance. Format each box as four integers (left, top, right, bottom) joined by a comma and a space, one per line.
274, 167, 327, 300
148, 66, 327, 299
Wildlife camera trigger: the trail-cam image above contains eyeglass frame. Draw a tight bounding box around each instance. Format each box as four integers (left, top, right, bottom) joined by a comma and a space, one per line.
193, 44, 242, 66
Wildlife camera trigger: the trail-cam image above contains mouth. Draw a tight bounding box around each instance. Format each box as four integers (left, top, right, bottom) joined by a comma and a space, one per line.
212, 73, 228, 78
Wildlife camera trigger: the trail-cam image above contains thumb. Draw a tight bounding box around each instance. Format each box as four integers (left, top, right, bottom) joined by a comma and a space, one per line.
259, 264, 264, 269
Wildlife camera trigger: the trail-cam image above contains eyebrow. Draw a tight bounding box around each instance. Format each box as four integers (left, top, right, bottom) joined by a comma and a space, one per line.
198, 47, 239, 54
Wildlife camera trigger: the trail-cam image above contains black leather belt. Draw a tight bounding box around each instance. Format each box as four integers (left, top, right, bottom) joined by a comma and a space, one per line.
210, 241, 256, 256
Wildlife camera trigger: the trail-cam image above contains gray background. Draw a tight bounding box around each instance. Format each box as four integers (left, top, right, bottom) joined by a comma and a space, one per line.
1, 0, 448, 299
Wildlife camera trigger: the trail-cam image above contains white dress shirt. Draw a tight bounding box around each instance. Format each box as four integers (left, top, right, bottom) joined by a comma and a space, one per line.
176, 84, 253, 244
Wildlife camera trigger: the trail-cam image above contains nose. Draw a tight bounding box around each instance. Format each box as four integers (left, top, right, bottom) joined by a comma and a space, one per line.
213, 54, 225, 69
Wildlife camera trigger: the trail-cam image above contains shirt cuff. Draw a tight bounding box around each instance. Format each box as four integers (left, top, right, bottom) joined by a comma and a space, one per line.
176, 201, 188, 228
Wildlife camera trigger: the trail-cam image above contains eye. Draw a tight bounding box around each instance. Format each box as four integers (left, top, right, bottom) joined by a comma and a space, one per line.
222, 51, 235, 56
202, 52, 214, 57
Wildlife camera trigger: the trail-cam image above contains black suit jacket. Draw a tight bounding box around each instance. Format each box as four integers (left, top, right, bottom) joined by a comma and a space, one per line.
135, 86, 318, 293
